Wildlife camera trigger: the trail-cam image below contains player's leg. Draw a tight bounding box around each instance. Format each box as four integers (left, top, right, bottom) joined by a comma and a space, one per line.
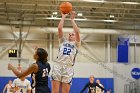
61, 67, 73, 93
51, 64, 62, 93
61, 83, 71, 93
52, 80, 61, 93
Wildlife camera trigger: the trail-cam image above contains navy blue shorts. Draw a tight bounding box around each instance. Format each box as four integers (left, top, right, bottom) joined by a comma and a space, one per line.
35, 86, 51, 93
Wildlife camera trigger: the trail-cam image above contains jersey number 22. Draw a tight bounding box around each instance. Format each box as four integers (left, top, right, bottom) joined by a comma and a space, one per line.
63, 48, 71, 55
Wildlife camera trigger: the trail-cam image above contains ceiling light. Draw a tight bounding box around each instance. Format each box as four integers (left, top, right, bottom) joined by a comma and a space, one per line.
52, 12, 58, 15
46, 17, 60, 20
109, 15, 114, 18
77, 13, 83, 16
82, 0, 106, 3
121, 2, 139, 5
103, 20, 117, 22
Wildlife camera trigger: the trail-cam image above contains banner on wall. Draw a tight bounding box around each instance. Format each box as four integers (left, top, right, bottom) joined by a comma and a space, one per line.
117, 37, 129, 63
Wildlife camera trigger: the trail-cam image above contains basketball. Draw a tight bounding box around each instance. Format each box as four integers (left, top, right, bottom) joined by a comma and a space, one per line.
59, 2, 72, 14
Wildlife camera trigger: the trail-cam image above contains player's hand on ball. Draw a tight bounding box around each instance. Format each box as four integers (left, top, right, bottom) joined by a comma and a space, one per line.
61, 12, 68, 18
70, 11, 76, 19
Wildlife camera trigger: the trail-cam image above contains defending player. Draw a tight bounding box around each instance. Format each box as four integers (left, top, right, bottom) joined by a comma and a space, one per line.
8, 48, 51, 93
80, 75, 110, 93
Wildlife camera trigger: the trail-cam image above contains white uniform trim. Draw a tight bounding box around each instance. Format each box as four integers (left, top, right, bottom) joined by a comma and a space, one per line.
12, 78, 31, 93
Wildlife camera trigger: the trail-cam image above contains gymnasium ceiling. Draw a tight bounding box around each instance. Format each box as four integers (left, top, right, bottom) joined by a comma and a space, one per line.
0, 0, 140, 30
0, 0, 140, 59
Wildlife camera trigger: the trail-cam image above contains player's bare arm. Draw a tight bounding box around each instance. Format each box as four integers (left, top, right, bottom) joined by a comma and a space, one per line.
70, 11, 80, 47
58, 13, 68, 39
8, 63, 38, 78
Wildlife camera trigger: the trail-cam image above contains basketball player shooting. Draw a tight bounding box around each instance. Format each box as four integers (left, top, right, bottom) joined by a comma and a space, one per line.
51, 10, 81, 93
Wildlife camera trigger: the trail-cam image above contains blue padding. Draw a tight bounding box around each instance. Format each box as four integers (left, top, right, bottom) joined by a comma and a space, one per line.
0, 77, 114, 93
117, 45, 128, 63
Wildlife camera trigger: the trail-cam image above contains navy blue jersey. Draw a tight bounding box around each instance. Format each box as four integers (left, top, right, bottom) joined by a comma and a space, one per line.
31, 61, 51, 88
80, 82, 107, 93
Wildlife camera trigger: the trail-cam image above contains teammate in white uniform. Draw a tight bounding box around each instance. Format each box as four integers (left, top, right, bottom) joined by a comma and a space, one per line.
51, 11, 81, 93
3, 80, 13, 93
12, 77, 31, 93
96, 79, 104, 93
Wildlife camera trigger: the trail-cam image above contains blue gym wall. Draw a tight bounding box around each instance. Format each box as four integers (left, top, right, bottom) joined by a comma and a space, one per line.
0, 77, 114, 93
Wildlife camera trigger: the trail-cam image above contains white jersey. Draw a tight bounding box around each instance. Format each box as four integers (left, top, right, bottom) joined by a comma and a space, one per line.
96, 84, 104, 93
55, 37, 79, 66
6, 84, 13, 93
12, 78, 31, 93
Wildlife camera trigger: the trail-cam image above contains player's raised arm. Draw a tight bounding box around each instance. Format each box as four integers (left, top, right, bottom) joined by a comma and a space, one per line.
58, 13, 68, 39
70, 11, 80, 42
8, 63, 38, 78
70, 11, 80, 47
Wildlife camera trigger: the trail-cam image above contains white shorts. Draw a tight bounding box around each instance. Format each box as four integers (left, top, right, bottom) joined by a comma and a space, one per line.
51, 63, 74, 84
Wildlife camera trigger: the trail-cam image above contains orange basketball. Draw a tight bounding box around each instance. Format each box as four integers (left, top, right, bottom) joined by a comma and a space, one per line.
59, 2, 72, 14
